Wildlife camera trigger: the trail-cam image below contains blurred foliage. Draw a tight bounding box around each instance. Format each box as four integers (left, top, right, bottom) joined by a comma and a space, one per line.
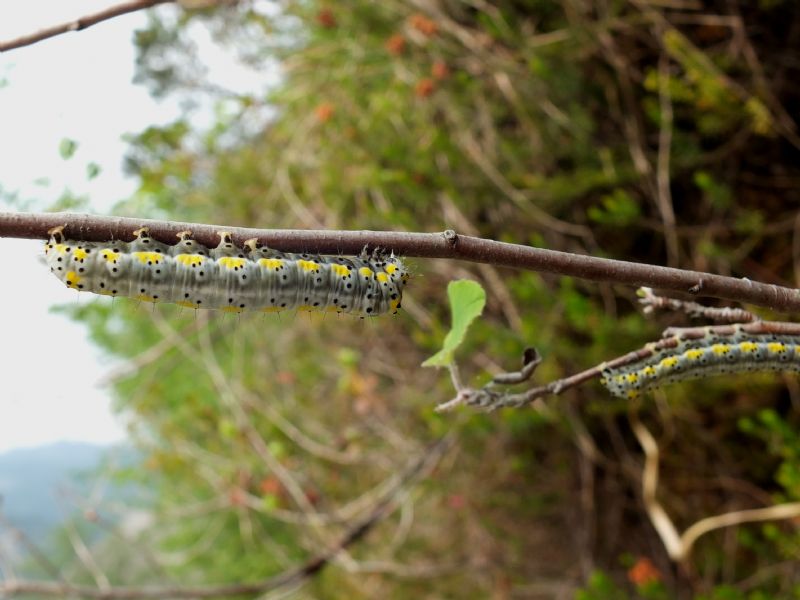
36, 0, 800, 597
58, 138, 78, 160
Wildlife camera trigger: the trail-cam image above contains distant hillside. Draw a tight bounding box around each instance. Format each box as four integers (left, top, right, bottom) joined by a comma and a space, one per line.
0, 441, 113, 544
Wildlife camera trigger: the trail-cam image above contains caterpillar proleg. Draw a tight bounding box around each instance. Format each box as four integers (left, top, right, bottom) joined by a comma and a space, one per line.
44, 226, 409, 316
601, 327, 800, 399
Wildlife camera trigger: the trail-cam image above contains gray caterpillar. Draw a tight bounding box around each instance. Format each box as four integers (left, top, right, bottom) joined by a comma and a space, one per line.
44, 226, 409, 316
601, 327, 800, 399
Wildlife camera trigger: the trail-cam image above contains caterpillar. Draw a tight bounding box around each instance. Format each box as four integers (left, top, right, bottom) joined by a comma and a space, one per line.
601, 327, 800, 399
44, 226, 409, 316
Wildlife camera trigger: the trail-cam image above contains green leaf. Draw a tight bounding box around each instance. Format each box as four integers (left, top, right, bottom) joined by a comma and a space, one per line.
218, 418, 237, 439
59, 138, 78, 160
422, 280, 486, 368
587, 188, 640, 226
261, 494, 279, 513
86, 162, 101, 180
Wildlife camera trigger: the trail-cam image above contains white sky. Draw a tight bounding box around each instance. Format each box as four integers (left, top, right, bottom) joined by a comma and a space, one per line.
0, 1, 267, 453
0, 1, 165, 452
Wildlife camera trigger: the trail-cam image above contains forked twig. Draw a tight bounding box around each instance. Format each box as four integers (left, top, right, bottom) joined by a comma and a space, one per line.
437, 321, 800, 411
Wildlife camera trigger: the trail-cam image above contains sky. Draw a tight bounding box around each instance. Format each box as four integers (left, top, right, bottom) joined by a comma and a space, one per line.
0, 1, 265, 452
0, 1, 171, 452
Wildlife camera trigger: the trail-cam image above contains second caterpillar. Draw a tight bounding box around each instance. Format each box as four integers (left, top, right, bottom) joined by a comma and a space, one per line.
601, 327, 800, 399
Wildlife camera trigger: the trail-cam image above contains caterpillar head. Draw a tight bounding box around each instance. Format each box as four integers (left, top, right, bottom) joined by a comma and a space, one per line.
383, 254, 410, 286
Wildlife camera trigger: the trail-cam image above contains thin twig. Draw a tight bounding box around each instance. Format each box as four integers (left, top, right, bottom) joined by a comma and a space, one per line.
63, 520, 111, 592
655, 51, 679, 266
98, 316, 207, 385
637, 287, 757, 323
680, 503, 800, 561
3, 211, 800, 312
629, 415, 683, 560
0, 0, 174, 53
0, 511, 63, 581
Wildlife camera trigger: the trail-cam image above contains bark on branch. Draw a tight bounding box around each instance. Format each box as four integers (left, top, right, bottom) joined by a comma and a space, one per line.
0, 0, 174, 53
2, 211, 799, 312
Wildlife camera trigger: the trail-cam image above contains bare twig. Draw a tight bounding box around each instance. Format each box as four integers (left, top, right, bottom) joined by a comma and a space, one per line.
637, 287, 757, 323
454, 129, 592, 238
98, 316, 207, 385
681, 504, 800, 560
655, 51, 679, 266
0, 511, 63, 581
3, 211, 800, 312
0, 0, 174, 53
629, 415, 683, 560
63, 520, 111, 592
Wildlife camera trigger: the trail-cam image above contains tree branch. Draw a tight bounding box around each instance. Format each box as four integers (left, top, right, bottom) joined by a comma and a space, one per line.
0, 0, 174, 53
2, 211, 799, 312
438, 321, 800, 411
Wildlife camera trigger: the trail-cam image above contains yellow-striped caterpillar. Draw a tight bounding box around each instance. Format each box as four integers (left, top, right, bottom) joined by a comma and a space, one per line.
44, 226, 409, 316
601, 327, 800, 399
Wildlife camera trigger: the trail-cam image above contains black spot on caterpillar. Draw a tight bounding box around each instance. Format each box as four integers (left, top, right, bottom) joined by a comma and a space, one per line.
601, 327, 800, 399
44, 227, 409, 316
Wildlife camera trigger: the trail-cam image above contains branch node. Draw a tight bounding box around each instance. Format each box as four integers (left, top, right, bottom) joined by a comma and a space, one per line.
435, 388, 474, 412
442, 229, 458, 246
689, 279, 704, 294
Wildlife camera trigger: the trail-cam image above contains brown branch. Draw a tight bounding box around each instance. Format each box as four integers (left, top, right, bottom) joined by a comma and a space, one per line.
2, 211, 800, 312
0, 0, 174, 53
438, 321, 800, 411
0, 437, 452, 599
637, 287, 758, 323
